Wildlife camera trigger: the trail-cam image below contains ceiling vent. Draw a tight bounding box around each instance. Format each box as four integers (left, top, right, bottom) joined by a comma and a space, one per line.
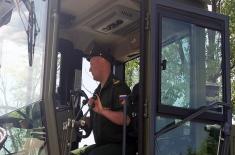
114, 19, 139, 36
88, 5, 139, 34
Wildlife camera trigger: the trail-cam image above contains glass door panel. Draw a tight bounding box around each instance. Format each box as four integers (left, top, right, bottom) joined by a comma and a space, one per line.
161, 17, 223, 112
155, 117, 220, 155
152, 2, 230, 155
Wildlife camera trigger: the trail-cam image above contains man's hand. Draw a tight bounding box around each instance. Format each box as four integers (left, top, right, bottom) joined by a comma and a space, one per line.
91, 95, 130, 126
91, 94, 104, 114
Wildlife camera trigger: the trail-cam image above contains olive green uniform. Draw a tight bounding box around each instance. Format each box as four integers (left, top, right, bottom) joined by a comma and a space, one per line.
72, 74, 136, 155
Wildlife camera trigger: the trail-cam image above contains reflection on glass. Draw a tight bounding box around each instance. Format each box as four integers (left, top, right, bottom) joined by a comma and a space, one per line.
0, 102, 47, 154
0, 1, 47, 116
55, 52, 61, 94
155, 117, 220, 155
0, 0, 48, 154
161, 17, 222, 111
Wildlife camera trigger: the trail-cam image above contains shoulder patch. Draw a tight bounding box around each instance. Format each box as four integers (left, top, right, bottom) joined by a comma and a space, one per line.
113, 79, 120, 85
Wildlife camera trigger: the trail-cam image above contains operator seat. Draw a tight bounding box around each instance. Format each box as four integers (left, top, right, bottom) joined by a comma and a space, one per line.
128, 83, 139, 138
127, 83, 139, 154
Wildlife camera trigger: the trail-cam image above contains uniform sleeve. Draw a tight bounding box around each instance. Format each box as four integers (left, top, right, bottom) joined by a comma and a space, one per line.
112, 82, 131, 111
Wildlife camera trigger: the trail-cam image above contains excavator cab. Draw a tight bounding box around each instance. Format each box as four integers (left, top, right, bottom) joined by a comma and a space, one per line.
0, 0, 232, 155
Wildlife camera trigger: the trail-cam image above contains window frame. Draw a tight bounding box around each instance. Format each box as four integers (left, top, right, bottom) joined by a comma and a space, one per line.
153, 1, 230, 124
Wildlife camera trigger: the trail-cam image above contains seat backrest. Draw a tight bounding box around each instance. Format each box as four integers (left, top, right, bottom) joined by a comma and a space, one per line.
127, 83, 139, 138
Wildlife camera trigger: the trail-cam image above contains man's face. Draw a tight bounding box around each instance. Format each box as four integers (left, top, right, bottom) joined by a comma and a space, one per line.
89, 56, 103, 81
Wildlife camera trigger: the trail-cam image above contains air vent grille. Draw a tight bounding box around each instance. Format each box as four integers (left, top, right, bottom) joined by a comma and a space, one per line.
121, 10, 133, 18
88, 5, 139, 34
114, 19, 139, 36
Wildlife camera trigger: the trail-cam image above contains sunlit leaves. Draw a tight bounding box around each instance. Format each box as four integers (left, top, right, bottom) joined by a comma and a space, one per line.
220, 0, 235, 113
125, 58, 140, 89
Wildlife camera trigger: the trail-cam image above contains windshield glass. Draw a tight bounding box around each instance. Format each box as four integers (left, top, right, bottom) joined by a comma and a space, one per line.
0, 1, 47, 116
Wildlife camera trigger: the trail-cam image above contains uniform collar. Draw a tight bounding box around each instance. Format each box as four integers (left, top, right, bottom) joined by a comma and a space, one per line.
102, 73, 113, 89
97, 73, 113, 92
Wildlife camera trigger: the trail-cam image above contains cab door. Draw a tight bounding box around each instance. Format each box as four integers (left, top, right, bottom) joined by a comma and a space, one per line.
42, 0, 61, 154
144, 0, 231, 154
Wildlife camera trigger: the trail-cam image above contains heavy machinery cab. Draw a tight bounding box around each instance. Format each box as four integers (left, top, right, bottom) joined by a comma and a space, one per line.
0, 0, 232, 155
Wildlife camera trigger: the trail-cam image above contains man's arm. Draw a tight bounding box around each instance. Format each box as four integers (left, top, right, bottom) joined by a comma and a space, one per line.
100, 109, 130, 126
91, 95, 130, 126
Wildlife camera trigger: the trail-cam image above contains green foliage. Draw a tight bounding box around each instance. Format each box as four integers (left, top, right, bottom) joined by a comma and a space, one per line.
205, 30, 222, 83
185, 128, 219, 155
221, 0, 235, 114
125, 58, 140, 89
161, 37, 191, 107
187, 147, 196, 155
232, 81, 235, 112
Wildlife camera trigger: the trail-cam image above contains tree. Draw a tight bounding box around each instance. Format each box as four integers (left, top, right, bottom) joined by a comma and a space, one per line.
125, 58, 140, 89
214, 0, 235, 113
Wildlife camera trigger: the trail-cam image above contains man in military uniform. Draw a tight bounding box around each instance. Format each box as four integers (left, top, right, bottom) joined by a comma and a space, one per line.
71, 42, 136, 155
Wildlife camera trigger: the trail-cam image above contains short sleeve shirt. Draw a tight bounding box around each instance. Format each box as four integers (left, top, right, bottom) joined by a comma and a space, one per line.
91, 74, 131, 145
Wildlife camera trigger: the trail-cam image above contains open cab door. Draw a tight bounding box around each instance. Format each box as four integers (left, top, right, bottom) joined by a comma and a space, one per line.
145, 0, 231, 154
